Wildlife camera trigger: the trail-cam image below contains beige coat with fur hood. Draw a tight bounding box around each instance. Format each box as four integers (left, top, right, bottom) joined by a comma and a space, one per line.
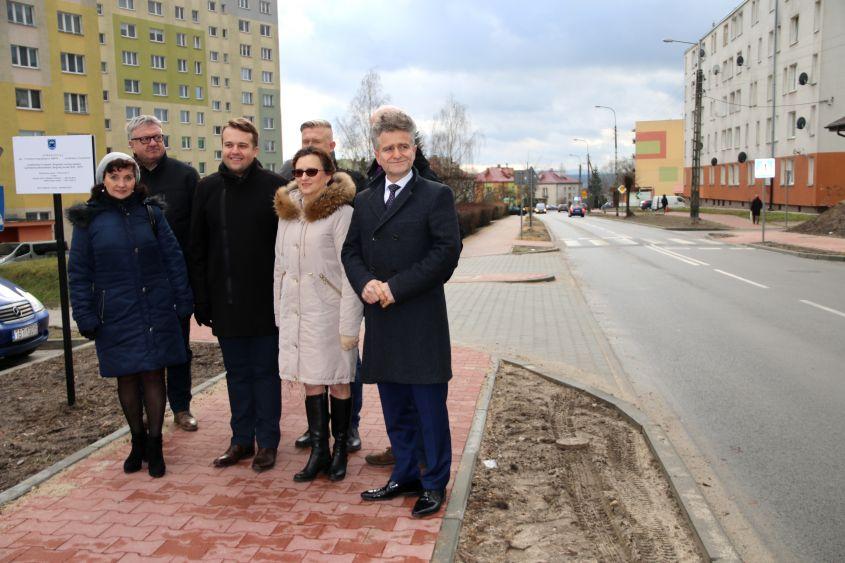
273, 172, 363, 384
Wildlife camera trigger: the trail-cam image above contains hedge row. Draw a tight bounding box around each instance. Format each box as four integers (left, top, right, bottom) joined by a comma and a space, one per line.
455, 202, 508, 238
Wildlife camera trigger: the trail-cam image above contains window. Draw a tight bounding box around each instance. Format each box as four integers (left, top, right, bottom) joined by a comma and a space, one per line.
101, 61, 107, 72
207, 0, 216, 10
197, 112, 205, 125
222, 28, 227, 38
148, 0, 162, 16
102, 90, 109, 101
241, 67, 252, 81
242, 92, 253, 105
126, 106, 141, 119
787, 111, 796, 138
260, 47, 272, 60
766, 74, 773, 101
752, 0, 759, 24
192, 9, 199, 22
260, 24, 271, 37
180, 110, 190, 123
264, 140, 276, 152
213, 125, 222, 135
11, 45, 38, 68
176, 32, 186, 47
208, 26, 217, 37
120, 23, 136, 38
195, 86, 204, 99
58, 11, 82, 34
223, 53, 229, 63
238, 19, 250, 32
810, 105, 816, 137
118, 0, 135, 8
263, 117, 274, 130
179, 85, 189, 98
152, 82, 167, 96
197, 137, 206, 150
121, 51, 138, 66
239, 44, 251, 57
175, 6, 184, 19
726, 128, 732, 149
808, 157, 815, 186
262, 71, 273, 83
7, 1, 35, 25
64, 93, 88, 113
755, 121, 761, 145
194, 61, 202, 74
198, 162, 206, 174
181, 136, 191, 150
150, 28, 164, 42
209, 51, 219, 62
104, 118, 111, 130
811, 53, 818, 84
15, 88, 41, 109
99, 32, 105, 44
124, 79, 140, 94
60, 52, 85, 73
151, 54, 166, 69
212, 100, 221, 110
766, 117, 773, 143
154, 107, 168, 122
239, 0, 249, 7
262, 93, 273, 107
789, 15, 799, 44
266, 163, 276, 172
214, 150, 222, 160
720, 165, 726, 185
757, 37, 762, 62
787, 63, 797, 92
211, 76, 220, 86
193, 35, 201, 48
781, 159, 794, 186
814, 0, 821, 33
177, 59, 187, 72
243, 115, 254, 123
224, 78, 230, 87
260, 0, 271, 14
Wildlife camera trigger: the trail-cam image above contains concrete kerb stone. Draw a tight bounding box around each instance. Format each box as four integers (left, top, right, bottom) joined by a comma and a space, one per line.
498, 359, 741, 563
432, 356, 499, 563
746, 242, 845, 262
0, 366, 228, 507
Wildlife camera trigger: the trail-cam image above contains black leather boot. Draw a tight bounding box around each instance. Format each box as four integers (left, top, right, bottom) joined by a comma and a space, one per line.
147, 435, 166, 478
328, 396, 352, 482
124, 431, 147, 473
293, 394, 331, 482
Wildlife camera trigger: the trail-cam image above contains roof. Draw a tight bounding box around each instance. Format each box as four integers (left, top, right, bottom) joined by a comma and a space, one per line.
475, 166, 515, 183
825, 116, 845, 131
537, 169, 579, 185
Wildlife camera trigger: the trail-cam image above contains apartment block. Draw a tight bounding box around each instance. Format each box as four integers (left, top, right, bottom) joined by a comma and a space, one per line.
635, 119, 684, 197
682, 0, 845, 210
1, 0, 282, 239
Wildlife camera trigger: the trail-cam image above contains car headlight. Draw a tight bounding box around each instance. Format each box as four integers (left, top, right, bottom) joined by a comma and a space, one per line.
21, 290, 45, 313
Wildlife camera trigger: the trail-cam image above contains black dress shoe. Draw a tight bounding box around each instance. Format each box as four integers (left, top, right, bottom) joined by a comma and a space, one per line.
412, 489, 444, 518
294, 429, 311, 448
361, 479, 423, 501
252, 448, 277, 472
347, 426, 362, 452
212, 444, 255, 468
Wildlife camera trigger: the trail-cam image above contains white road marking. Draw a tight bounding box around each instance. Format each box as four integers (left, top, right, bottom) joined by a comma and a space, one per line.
800, 300, 845, 319
668, 237, 695, 245
696, 247, 723, 250
700, 239, 724, 245
643, 238, 662, 245
713, 269, 769, 289
616, 238, 637, 245
646, 245, 709, 266
589, 239, 609, 246
563, 240, 582, 247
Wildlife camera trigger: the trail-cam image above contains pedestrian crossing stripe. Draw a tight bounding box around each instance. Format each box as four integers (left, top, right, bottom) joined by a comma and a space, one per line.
560, 237, 742, 248
668, 238, 695, 245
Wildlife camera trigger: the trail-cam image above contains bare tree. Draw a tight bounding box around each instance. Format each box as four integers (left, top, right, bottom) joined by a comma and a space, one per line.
335, 70, 390, 172
428, 95, 481, 202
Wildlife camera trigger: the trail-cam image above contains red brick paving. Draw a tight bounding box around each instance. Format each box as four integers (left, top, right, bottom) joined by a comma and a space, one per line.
0, 335, 490, 561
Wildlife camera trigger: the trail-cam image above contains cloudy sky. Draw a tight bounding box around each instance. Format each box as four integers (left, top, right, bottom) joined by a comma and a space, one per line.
278, 0, 740, 174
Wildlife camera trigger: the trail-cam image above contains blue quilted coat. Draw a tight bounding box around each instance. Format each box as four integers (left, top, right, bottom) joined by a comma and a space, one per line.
67, 192, 193, 377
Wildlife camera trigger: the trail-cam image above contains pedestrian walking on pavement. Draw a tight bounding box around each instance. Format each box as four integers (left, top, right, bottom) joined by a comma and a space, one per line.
189, 118, 283, 472
127, 115, 201, 433
68, 152, 194, 479
751, 195, 763, 225
342, 109, 462, 518
661, 194, 668, 214
274, 147, 363, 482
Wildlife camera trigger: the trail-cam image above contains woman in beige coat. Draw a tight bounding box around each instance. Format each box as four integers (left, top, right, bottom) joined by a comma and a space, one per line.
273, 146, 363, 482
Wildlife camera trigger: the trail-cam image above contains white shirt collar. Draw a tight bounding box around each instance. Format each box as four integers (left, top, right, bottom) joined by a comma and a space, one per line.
383, 170, 414, 203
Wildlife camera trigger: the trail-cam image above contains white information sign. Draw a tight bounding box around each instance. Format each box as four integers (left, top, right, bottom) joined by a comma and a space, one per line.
754, 158, 776, 179
12, 135, 94, 195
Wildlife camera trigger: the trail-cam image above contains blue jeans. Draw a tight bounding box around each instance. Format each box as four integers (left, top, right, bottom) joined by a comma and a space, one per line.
218, 335, 281, 449
166, 316, 192, 413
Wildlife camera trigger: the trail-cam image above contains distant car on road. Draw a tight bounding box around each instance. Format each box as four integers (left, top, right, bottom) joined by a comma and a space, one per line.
568, 203, 585, 217
640, 199, 653, 211
546, 204, 558, 211
0, 276, 49, 360
534, 203, 547, 214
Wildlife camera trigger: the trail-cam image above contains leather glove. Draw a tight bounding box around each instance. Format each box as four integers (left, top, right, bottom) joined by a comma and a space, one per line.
194, 303, 213, 328
340, 335, 359, 351
79, 327, 98, 340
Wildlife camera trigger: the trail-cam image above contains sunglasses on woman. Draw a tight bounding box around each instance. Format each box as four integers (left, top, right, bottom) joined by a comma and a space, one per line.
293, 168, 324, 178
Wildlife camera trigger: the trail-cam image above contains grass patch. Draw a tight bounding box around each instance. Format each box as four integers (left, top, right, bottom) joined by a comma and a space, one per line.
685, 207, 817, 223
0, 258, 61, 308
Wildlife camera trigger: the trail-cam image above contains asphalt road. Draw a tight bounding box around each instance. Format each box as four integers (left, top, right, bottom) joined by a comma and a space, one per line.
542, 211, 845, 562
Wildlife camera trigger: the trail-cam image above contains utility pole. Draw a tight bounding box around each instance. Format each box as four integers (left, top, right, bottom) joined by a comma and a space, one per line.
691, 52, 703, 223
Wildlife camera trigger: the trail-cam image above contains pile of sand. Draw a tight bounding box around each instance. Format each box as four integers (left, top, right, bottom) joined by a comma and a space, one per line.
788, 201, 845, 238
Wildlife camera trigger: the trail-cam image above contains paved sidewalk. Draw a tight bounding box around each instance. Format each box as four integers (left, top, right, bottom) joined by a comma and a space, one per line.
0, 332, 489, 561
701, 212, 845, 253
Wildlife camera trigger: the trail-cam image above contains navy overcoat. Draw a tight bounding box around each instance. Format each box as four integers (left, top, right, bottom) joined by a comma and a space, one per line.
67, 193, 193, 377
341, 170, 461, 385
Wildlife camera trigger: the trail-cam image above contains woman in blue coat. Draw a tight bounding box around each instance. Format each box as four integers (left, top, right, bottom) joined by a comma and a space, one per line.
68, 152, 193, 478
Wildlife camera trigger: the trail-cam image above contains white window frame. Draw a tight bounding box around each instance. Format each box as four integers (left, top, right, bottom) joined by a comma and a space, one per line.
63, 92, 88, 114
126, 106, 141, 119
121, 51, 139, 66
181, 136, 191, 150
197, 112, 205, 125
262, 71, 272, 83
154, 108, 168, 122
124, 79, 140, 94
61, 52, 85, 74
120, 23, 137, 38
152, 82, 167, 96
148, 0, 163, 16
11, 45, 39, 69
177, 59, 187, 73
118, 0, 135, 9
262, 117, 274, 130
7, 1, 35, 25
149, 28, 164, 42
176, 33, 186, 47
15, 88, 41, 110
180, 110, 190, 124
260, 24, 271, 37
179, 84, 189, 98
150, 54, 166, 69
260, 47, 272, 60
57, 11, 83, 34
242, 91, 253, 105
241, 67, 252, 81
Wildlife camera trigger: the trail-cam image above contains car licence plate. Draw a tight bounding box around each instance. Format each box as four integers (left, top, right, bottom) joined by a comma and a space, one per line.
12, 323, 39, 342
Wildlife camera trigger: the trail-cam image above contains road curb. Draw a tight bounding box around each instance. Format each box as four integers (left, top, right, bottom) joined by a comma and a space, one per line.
746, 242, 845, 262
432, 356, 498, 563
0, 370, 227, 507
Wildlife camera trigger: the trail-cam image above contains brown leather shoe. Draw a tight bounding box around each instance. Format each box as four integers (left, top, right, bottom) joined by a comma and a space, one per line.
365, 446, 395, 466
174, 411, 198, 432
212, 444, 255, 468
252, 448, 277, 472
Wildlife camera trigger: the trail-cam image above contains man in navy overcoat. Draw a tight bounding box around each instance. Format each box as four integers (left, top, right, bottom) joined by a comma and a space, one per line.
341, 109, 462, 518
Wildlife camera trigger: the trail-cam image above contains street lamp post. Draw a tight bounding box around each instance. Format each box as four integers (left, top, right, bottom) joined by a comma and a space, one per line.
664, 38, 704, 223
568, 153, 582, 207
573, 138, 591, 207
594, 105, 618, 180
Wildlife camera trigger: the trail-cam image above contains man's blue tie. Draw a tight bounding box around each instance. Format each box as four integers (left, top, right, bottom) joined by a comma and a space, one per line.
385, 184, 401, 209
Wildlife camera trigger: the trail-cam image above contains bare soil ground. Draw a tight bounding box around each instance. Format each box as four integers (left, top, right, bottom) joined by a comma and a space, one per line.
597, 211, 728, 231
788, 201, 845, 238
519, 218, 551, 241
457, 363, 703, 562
0, 342, 224, 493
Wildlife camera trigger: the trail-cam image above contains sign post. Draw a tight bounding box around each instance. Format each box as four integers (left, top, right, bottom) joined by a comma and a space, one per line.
754, 158, 775, 243
12, 135, 96, 406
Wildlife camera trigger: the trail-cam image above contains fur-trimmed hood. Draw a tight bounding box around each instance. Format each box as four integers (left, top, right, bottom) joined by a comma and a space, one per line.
274, 171, 355, 223
66, 193, 165, 228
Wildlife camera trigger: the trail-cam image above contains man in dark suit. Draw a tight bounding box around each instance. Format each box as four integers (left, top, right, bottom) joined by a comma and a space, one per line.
342, 109, 462, 518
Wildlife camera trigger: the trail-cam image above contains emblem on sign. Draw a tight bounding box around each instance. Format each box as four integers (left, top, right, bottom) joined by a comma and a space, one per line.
47, 139, 57, 150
